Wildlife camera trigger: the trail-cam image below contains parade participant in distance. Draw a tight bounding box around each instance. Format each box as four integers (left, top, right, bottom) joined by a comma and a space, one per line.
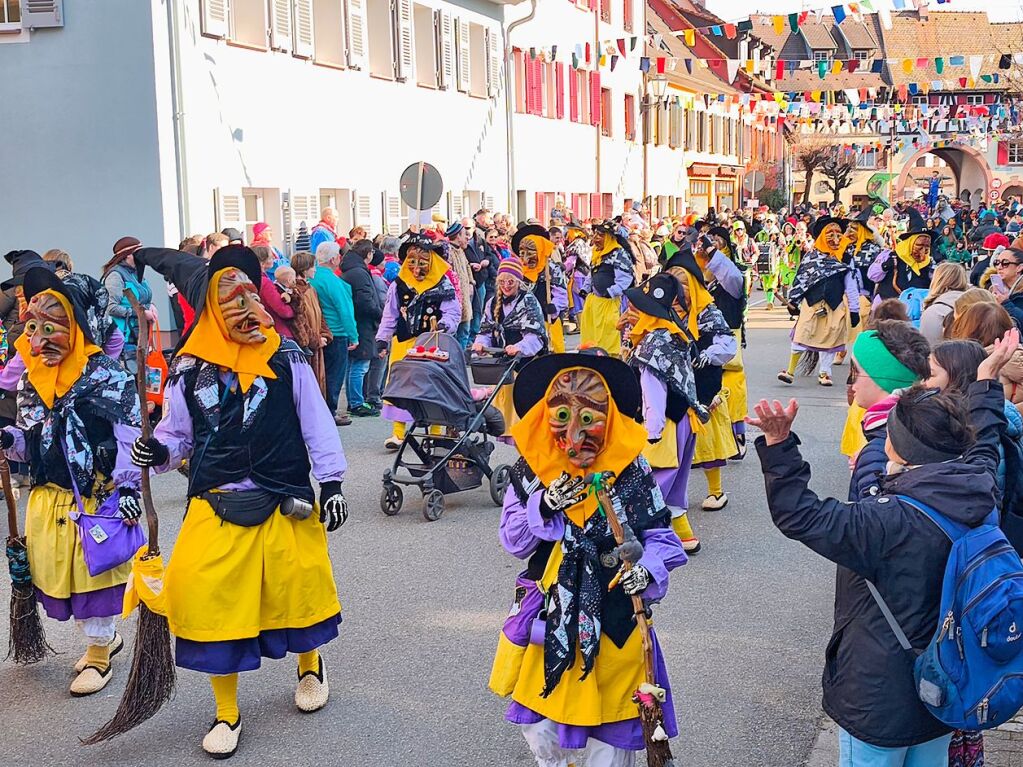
375, 233, 460, 450
489, 348, 686, 767
130, 245, 347, 759
835, 209, 884, 365
1, 267, 143, 696
579, 221, 634, 356
869, 209, 934, 304
511, 225, 568, 354
562, 225, 591, 334
779, 217, 859, 387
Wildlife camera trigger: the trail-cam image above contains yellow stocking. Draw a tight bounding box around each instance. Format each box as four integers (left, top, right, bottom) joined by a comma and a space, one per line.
705, 467, 723, 497
83, 644, 111, 673
786, 351, 801, 376
393, 421, 406, 439
671, 513, 696, 541
298, 650, 320, 676
210, 673, 240, 726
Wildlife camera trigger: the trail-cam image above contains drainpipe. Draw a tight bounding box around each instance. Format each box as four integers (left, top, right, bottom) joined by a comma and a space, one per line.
504, 0, 538, 220
166, 0, 189, 241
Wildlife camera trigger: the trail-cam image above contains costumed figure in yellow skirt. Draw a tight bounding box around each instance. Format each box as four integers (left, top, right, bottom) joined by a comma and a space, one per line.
1, 266, 143, 696
489, 348, 686, 766
778, 217, 859, 388
563, 225, 592, 334
512, 225, 568, 354
374, 233, 461, 450
579, 221, 634, 356
835, 208, 884, 366
623, 269, 713, 554
130, 245, 348, 759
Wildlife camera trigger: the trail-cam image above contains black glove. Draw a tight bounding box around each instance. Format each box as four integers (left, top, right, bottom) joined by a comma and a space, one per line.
545, 302, 558, 317
131, 436, 169, 468
375, 339, 388, 357
117, 487, 143, 522
539, 472, 588, 519
319, 481, 348, 532
0, 430, 13, 450
850, 311, 860, 328
786, 302, 800, 318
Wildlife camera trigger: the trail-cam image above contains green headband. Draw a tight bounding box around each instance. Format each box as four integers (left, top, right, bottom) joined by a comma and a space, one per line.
851, 330, 920, 393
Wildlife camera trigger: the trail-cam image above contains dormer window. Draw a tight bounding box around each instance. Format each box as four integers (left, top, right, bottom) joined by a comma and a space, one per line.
853, 50, 869, 61
813, 50, 830, 65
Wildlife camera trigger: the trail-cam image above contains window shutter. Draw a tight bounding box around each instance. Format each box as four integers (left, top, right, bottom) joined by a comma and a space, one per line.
215, 188, 243, 232
569, 67, 579, 122
200, 0, 228, 37
270, 0, 292, 52
395, 0, 414, 82
589, 71, 601, 127
998, 142, 1010, 166
623, 0, 633, 32
456, 18, 471, 93
448, 191, 465, 222
486, 28, 501, 98
602, 193, 612, 219
438, 11, 454, 89
292, 0, 314, 58
526, 58, 540, 115
570, 193, 581, 217
555, 62, 565, 119
535, 192, 548, 223
21, 0, 63, 28
288, 191, 318, 255
484, 193, 495, 211
355, 194, 372, 227
589, 193, 601, 219
383, 193, 402, 235
347, 0, 368, 69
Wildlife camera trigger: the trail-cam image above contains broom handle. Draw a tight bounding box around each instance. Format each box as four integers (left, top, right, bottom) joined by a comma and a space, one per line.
0, 450, 17, 539
594, 479, 657, 687
125, 293, 160, 557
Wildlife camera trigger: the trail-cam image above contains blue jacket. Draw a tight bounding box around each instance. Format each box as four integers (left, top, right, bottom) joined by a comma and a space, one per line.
848, 399, 896, 502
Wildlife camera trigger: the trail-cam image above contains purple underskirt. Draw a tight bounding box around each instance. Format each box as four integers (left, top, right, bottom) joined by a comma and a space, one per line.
175, 613, 342, 675
733, 422, 746, 436
692, 458, 726, 470
381, 403, 411, 423
36, 584, 124, 622
504, 628, 678, 751
652, 419, 696, 508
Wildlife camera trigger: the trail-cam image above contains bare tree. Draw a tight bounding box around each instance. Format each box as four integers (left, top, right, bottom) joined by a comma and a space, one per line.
821, 150, 858, 205
790, 133, 835, 205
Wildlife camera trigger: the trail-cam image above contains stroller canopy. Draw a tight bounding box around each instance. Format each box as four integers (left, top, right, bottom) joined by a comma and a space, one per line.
383, 332, 475, 427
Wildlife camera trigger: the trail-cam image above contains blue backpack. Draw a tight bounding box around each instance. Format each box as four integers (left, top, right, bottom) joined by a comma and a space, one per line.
869, 496, 1023, 730
899, 287, 928, 328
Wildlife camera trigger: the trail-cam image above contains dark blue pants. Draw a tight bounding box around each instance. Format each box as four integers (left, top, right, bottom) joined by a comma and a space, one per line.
323, 336, 349, 415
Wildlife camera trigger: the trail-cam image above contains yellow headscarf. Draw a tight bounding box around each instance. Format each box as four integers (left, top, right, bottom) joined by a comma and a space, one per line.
591, 235, 619, 267
509, 367, 648, 527
849, 222, 872, 254
177, 268, 280, 394
814, 229, 852, 259
895, 233, 932, 276
15, 290, 101, 409
520, 235, 555, 283
397, 249, 448, 294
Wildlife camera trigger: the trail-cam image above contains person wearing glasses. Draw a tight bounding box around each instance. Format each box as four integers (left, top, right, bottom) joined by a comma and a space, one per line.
990, 247, 1023, 331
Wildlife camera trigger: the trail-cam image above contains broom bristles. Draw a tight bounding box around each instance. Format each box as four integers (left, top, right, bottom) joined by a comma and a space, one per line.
796, 351, 820, 377
638, 699, 675, 767
7, 582, 54, 664
81, 603, 176, 745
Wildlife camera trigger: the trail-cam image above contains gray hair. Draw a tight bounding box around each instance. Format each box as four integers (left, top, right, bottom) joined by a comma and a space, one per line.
380, 236, 400, 255
316, 241, 341, 264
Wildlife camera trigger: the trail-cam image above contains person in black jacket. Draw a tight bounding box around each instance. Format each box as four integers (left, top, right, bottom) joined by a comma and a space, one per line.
341, 240, 384, 417
749, 328, 1018, 766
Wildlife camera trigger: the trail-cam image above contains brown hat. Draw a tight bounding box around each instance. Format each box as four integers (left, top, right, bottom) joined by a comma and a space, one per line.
103, 236, 142, 275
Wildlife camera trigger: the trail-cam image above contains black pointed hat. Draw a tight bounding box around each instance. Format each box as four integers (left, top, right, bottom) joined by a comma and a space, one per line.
624, 273, 688, 324
2, 250, 54, 291
22, 267, 107, 345
661, 242, 706, 287
512, 347, 641, 420
511, 224, 551, 256
811, 216, 850, 240
398, 232, 444, 263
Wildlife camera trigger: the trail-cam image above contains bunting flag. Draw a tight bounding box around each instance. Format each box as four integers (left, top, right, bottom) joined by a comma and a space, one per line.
773, 15, 785, 34
611, 55, 619, 71
617, 38, 627, 57
726, 59, 739, 83
684, 29, 696, 47
833, 5, 847, 23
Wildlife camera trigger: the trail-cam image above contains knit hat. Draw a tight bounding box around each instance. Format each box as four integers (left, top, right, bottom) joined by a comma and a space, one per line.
445, 222, 464, 239
851, 330, 920, 394
984, 232, 1011, 251
497, 257, 524, 281
252, 222, 270, 239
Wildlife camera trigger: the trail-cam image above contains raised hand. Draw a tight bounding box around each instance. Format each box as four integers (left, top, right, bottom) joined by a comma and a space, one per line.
746, 398, 799, 446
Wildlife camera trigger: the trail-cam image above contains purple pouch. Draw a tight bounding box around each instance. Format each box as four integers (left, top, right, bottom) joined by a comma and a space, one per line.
502, 574, 545, 647
71, 492, 147, 577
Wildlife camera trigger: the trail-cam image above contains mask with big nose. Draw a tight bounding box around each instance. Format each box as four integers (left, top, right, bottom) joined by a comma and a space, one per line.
546, 369, 609, 470
218, 267, 273, 344
405, 248, 433, 282
24, 292, 72, 367
520, 238, 539, 270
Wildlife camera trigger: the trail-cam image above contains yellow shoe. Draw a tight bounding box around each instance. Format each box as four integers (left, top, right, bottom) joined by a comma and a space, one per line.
202, 719, 242, 760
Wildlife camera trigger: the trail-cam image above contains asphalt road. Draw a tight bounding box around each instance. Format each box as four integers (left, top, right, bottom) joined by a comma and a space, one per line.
0, 314, 850, 767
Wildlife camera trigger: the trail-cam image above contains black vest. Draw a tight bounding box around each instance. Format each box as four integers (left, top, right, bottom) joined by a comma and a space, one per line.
28, 405, 117, 495
711, 282, 745, 330
184, 351, 314, 502
694, 333, 724, 406
876, 260, 932, 301
394, 278, 447, 342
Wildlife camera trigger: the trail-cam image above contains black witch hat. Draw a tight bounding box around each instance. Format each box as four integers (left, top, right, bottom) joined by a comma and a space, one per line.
511, 224, 551, 256
398, 232, 444, 263
810, 216, 850, 240
897, 207, 935, 244
2, 250, 55, 292
22, 267, 107, 346
625, 273, 688, 325
512, 347, 641, 421
661, 242, 707, 287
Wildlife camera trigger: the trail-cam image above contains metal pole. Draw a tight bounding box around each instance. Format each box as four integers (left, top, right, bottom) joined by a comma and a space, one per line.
595, 6, 601, 211
504, 0, 538, 221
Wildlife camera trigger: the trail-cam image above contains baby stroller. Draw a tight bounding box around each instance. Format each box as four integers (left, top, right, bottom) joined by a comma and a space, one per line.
380, 331, 518, 521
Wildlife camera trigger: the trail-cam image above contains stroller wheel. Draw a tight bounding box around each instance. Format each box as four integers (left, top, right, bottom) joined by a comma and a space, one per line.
490, 464, 512, 507
381, 483, 403, 516
422, 489, 445, 522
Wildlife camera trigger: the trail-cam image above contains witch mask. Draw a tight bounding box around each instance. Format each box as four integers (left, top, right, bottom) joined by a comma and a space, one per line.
910, 235, 931, 263
547, 368, 609, 469
218, 267, 273, 345
520, 238, 539, 270
821, 223, 844, 251
24, 292, 71, 367
405, 248, 433, 281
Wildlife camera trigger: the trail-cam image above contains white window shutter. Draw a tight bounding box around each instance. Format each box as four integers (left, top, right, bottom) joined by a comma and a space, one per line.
347, 0, 368, 70
486, 27, 501, 98
215, 188, 243, 232
483, 193, 495, 212
395, 0, 414, 82
456, 18, 470, 93
448, 191, 464, 222
383, 193, 402, 235
292, 0, 314, 58
269, 0, 292, 52
289, 192, 318, 251
20, 0, 63, 28
438, 11, 454, 90
200, 0, 228, 37
355, 194, 372, 227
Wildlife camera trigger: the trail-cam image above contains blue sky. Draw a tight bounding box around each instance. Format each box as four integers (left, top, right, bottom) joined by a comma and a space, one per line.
705, 0, 1023, 22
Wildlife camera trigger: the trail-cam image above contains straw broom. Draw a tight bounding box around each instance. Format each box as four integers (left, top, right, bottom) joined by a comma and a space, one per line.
591, 472, 676, 767
83, 293, 174, 744
3, 449, 52, 664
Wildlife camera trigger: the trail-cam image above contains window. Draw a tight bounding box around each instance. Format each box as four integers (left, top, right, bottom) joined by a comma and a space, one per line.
1008, 142, 1023, 165
624, 94, 636, 141
1, 0, 20, 28
623, 0, 633, 32
313, 0, 346, 67
468, 22, 487, 97
543, 62, 554, 117
856, 148, 878, 169
600, 88, 612, 137
600, 0, 611, 23
813, 50, 830, 65
514, 49, 526, 112
967, 94, 985, 105
414, 4, 436, 87
367, 0, 394, 78
231, 0, 267, 48
854, 50, 869, 61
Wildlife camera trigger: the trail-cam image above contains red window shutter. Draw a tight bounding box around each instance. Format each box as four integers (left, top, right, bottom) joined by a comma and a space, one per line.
569, 67, 579, 122
956, 94, 967, 106
570, 193, 580, 217
536, 192, 547, 223
524, 55, 535, 114
527, 58, 542, 115
998, 141, 1009, 165
590, 193, 601, 219
589, 0, 597, 10
602, 193, 612, 219
589, 71, 601, 127
623, 0, 633, 30
555, 62, 565, 119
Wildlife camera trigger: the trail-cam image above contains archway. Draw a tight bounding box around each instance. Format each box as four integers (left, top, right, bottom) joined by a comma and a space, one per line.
894, 144, 993, 209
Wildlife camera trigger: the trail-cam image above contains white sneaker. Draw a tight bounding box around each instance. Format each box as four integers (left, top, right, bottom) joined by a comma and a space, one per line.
701, 493, 729, 511
202, 719, 242, 760
294, 656, 329, 713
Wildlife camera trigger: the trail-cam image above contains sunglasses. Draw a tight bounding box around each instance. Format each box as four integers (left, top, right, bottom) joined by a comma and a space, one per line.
993, 260, 1022, 267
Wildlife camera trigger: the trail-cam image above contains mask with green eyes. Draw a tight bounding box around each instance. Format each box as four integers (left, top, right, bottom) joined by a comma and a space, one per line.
546, 368, 609, 470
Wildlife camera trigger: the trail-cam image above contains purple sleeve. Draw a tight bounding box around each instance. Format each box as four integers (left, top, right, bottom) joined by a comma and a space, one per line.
499, 485, 565, 558
1, 426, 27, 463
844, 271, 860, 310
637, 526, 688, 603
104, 328, 125, 360
0, 353, 25, 391
703, 331, 737, 367
375, 284, 400, 343
152, 378, 193, 472
112, 422, 143, 490
867, 249, 893, 282
707, 251, 744, 299
640, 368, 667, 441
551, 284, 568, 313
606, 266, 634, 298
291, 359, 346, 483
515, 333, 544, 358
439, 294, 461, 333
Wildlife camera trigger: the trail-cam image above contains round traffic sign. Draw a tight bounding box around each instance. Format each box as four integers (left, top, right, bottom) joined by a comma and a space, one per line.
399, 162, 444, 211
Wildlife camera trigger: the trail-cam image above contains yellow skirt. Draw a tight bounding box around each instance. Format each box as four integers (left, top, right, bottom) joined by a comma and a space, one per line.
492, 384, 518, 437
841, 402, 867, 459
165, 497, 340, 643
547, 319, 566, 354
693, 394, 736, 465
579, 294, 622, 356
25, 483, 130, 602
388, 336, 417, 367
721, 330, 748, 424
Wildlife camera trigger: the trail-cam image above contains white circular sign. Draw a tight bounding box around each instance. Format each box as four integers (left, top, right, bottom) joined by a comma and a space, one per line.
990, 190, 1000, 201
993, 178, 1003, 189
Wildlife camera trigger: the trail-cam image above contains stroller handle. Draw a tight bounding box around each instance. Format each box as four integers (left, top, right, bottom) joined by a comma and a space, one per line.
474, 347, 508, 358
